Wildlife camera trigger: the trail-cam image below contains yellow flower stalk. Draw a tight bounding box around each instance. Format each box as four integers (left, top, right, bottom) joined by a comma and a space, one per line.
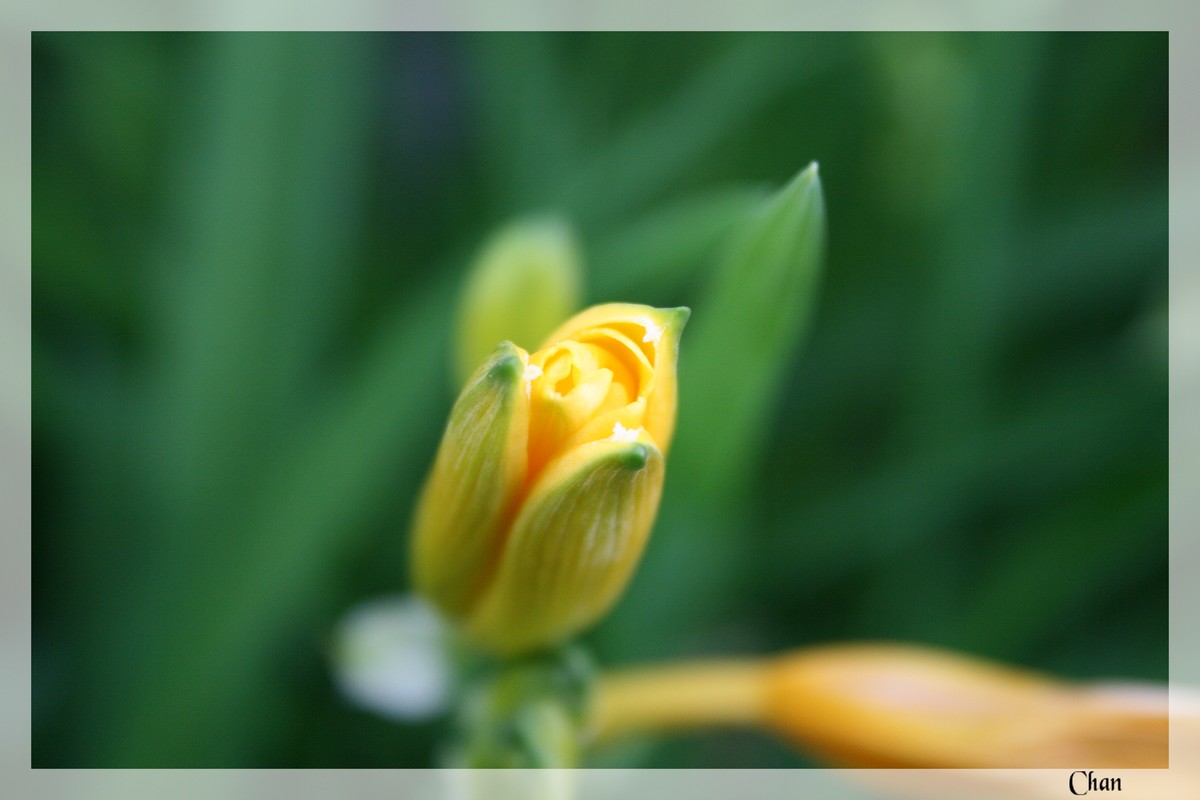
412, 303, 689, 655
593, 643, 1172, 769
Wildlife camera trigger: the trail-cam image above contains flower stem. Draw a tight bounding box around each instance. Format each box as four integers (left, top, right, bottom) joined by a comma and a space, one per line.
591, 659, 768, 743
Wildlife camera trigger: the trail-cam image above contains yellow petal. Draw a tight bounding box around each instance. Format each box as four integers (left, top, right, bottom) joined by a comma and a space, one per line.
411, 342, 530, 617
539, 303, 689, 453
465, 429, 665, 654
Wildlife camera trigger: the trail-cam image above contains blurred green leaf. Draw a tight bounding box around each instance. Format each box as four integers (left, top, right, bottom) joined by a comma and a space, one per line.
759, 347, 1163, 608
671, 164, 826, 505
560, 36, 847, 222
901, 34, 1044, 441
589, 186, 765, 302
91, 34, 388, 765
949, 479, 1165, 662
469, 34, 583, 212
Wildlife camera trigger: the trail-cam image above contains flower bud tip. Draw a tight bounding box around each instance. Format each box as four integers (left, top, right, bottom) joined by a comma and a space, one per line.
665, 306, 691, 327
487, 346, 524, 382
614, 442, 649, 471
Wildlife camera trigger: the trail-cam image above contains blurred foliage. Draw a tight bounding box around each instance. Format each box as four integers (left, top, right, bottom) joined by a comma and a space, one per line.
32, 32, 1166, 767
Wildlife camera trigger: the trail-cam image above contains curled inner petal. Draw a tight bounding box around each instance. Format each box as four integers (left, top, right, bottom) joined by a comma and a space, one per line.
525, 321, 662, 481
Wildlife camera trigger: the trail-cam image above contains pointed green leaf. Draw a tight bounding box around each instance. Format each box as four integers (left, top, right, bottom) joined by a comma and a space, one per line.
672, 163, 826, 503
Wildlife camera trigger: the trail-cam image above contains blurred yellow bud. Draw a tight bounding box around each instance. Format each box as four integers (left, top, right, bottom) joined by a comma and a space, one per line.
413, 303, 689, 655
595, 643, 1181, 777
763, 644, 1169, 768
455, 218, 583, 386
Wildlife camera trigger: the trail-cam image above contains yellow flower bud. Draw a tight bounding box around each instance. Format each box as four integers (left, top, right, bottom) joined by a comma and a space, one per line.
763, 644, 1169, 768
594, 643, 1180, 775
454, 218, 583, 387
412, 303, 689, 655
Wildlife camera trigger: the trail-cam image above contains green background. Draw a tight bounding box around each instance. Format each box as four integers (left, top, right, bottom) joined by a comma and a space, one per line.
33, 32, 1167, 767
